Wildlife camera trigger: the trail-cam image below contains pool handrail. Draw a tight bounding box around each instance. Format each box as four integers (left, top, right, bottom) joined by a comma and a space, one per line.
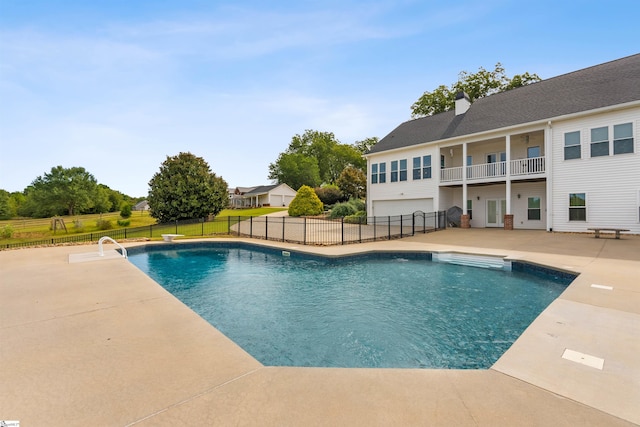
98, 236, 127, 259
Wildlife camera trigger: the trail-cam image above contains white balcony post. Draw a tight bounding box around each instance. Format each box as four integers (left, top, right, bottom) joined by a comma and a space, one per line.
506, 135, 511, 214
462, 143, 468, 215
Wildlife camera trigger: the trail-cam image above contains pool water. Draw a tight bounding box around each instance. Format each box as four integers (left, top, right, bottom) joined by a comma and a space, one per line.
128, 245, 570, 369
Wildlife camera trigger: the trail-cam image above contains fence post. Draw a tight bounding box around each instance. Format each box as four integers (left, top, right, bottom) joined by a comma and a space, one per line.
265, 216, 268, 241
228, 216, 231, 235
341, 217, 344, 245
373, 216, 376, 240
202, 218, 204, 236
125, 228, 127, 239
388, 216, 391, 240
412, 213, 415, 236
150, 224, 153, 238
303, 217, 307, 245
175, 220, 178, 234
250, 216, 253, 238
358, 217, 362, 243
282, 217, 285, 242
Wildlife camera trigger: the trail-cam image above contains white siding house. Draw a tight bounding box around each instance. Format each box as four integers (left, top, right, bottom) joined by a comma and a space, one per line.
365, 54, 640, 234
231, 184, 297, 208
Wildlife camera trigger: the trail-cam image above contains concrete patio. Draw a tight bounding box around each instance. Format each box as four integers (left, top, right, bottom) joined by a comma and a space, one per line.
1, 229, 639, 426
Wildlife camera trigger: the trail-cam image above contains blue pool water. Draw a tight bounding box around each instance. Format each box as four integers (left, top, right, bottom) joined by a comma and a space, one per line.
128, 244, 572, 369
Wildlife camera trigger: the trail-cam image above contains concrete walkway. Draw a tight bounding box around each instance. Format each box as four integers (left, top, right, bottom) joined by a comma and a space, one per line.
1, 229, 639, 426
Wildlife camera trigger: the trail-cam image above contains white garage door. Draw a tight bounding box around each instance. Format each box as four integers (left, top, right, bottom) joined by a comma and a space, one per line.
372, 199, 434, 217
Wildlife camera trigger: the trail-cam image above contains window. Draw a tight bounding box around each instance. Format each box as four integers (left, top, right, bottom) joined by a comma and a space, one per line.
441, 154, 445, 168
590, 126, 609, 157
379, 162, 386, 183
564, 131, 581, 160
528, 197, 541, 220
422, 155, 432, 179
569, 193, 586, 221
527, 146, 540, 158
467, 199, 473, 220
412, 157, 421, 180
371, 163, 378, 184
613, 123, 634, 154
399, 159, 407, 181
390, 160, 398, 182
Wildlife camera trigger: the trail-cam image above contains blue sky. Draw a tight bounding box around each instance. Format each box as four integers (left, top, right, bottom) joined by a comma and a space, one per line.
1, 0, 638, 197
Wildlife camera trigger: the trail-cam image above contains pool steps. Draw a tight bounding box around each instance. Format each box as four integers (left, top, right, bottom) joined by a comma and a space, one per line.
432, 252, 510, 270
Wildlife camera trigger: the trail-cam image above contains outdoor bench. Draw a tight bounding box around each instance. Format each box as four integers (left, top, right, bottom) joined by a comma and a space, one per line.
587, 228, 630, 239
161, 234, 184, 242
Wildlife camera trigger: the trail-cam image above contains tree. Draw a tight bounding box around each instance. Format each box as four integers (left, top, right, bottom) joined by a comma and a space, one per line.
120, 202, 132, 219
336, 166, 366, 200
26, 166, 101, 217
353, 137, 379, 155
148, 152, 228, 222
314, 185, 344, 206
411, 63, 541, 117
269, 130, 365, 188
0, 190, 11, 220
287, 185, 324, 217
268, 152, 321, 190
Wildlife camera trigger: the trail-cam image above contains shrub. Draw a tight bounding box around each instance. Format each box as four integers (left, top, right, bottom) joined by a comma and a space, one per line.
96, 219, 113, 230
345, 210, 367, 224
328, 199, 365, 219
328, 202, 356, 219
73, 220, 85, 233
288, 185, 324, 217
117, 219, 130, 227
1, 224, 14, 239
120, 202, 132, 219
314, 185, 344, 206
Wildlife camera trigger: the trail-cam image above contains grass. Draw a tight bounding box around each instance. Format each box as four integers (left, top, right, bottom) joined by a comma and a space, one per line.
0, 207, 287, 245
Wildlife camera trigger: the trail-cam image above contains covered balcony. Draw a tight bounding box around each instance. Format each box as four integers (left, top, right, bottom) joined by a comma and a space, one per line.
439, 130, 547, 185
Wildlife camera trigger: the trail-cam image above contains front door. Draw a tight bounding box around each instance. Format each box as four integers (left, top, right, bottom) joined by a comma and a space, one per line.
487, 199, 506, 227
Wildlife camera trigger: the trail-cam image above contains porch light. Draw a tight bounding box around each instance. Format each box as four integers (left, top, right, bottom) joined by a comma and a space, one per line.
517, 194, 521, 199
449, 148, 454, 157
477, 196, 480, 200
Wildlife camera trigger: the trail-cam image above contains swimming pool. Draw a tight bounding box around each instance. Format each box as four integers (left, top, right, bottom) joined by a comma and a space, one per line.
128, 243, 573, 369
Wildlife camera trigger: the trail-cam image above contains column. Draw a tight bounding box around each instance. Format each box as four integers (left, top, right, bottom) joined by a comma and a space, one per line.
461, 143, 470, 228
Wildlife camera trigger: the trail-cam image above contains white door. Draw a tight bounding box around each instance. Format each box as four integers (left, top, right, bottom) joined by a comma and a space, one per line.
486, 199, 506, 227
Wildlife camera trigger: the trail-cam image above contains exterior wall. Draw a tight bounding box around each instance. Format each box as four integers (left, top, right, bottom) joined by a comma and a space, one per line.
550, 106, 640, 233
367, 145, 440, 217
446, 182, 546, 229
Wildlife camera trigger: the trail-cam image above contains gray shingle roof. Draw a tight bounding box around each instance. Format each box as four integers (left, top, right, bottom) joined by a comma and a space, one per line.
368, 54, 640, 154
243, 184, 280, 196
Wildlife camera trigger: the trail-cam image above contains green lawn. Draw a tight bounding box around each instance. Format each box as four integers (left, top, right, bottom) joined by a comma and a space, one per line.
0, 207, 287, 245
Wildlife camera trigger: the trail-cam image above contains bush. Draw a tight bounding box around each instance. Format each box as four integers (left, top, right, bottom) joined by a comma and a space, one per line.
328, 202, 356, 219
96, 219, 113, 230
73, 220, 85, 233
117, 219, 130, 227
314, 185, 344, 206
288, 185, 324, 217
328, 199, 365, 219
1, 224, 14, 239
345, 210, 367, 224
120, 202, 132, 219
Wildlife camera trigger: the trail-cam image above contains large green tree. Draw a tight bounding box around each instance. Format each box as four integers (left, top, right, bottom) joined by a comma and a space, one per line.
0, 190, 11, 220
268, 130, 366, 188
336, 166, 366, 200
148, 152, 228, 222
411, 63, 541, 117
25, 166, 101, 217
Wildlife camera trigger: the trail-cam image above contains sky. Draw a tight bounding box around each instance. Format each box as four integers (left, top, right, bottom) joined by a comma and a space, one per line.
1, 1, 638, 197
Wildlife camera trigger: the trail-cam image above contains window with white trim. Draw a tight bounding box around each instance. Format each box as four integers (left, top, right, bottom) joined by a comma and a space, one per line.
371, 163, 378, 184
564, 131, 581, 160
569, 193, 586, 221
528, 197, 541, 220
390, 160, 398, 182
422, 155, 431, 179
590, 126, 609, 157
467, 199, 472, 220
399, 159, 407, 181
613, 123, 634, 155
379, 162, 386, 183
412, 157, 421, 180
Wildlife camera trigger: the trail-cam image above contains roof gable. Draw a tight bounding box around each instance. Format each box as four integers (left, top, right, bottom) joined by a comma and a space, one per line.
368, 54, 640, 154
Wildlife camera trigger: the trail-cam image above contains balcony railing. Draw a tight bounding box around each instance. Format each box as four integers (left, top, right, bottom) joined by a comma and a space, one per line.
440, 156, 545, 183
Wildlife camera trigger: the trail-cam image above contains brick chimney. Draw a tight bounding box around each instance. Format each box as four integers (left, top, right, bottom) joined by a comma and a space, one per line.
455, 91, 471, 115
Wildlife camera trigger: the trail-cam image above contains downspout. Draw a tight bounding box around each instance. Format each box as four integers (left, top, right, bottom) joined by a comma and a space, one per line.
545, 121, 553, 231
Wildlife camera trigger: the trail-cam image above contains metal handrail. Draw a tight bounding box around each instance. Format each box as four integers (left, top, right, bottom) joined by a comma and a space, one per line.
98, 236, 127, 258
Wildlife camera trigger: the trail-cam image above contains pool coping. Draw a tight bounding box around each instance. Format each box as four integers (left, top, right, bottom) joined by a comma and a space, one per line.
1, 229, 639, 425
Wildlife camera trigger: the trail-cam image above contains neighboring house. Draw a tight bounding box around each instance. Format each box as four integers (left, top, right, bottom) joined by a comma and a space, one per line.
230, 184, 297, 208
365, 54, 640, 233
132, 200, 150, 211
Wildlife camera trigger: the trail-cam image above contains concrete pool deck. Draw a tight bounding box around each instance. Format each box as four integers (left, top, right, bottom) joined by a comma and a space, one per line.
1, 229, 639, 426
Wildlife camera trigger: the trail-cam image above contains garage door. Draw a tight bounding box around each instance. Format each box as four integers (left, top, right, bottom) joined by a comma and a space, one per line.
372, 199, 434, 217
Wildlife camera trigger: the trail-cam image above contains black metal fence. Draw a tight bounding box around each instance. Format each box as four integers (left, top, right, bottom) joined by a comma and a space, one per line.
2, 211, 446, 249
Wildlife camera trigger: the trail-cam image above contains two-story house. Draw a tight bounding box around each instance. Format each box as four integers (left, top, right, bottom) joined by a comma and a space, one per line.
365, 54, 640, 233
